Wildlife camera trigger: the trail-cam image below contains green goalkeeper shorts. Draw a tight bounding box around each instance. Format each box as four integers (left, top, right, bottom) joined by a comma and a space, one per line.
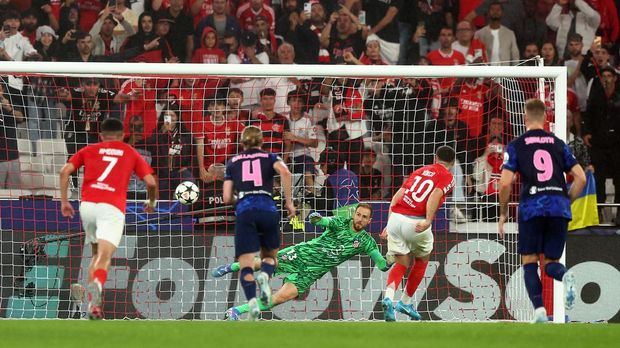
276, 250, 323, 295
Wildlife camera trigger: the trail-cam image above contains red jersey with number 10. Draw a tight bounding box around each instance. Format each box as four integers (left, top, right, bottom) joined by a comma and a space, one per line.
68, 141, 154, 213
392, 163, 455, 217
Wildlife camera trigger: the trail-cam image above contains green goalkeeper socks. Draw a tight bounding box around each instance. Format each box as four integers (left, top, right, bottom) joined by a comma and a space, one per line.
235, 299, 272, 314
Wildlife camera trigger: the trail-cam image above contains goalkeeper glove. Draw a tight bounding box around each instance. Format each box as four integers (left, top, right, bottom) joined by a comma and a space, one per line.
308, 212, 322, 224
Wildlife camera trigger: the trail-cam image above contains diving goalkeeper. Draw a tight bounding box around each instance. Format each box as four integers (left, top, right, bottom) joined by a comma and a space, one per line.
212, 203, 392, 320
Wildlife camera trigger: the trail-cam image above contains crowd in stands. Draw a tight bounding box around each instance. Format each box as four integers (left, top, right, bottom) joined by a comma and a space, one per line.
0, 0, 619, 224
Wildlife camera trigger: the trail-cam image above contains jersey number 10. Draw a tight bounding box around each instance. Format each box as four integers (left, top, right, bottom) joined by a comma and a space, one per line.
405, 176, 435, 203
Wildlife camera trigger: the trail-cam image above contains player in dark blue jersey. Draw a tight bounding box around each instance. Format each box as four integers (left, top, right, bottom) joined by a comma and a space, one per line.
499, 99, 586, 323
223, 126, 296, 321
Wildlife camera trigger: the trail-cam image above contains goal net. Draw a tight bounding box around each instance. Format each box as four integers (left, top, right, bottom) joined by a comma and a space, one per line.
0, 62, 566, 321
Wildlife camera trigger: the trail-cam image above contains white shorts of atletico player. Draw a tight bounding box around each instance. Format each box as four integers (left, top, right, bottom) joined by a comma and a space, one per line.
80, 202, 125, 247
386, 212, 434, 258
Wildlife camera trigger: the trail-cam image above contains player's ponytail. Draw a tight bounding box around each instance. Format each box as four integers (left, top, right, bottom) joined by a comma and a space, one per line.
241, 126, 263, 149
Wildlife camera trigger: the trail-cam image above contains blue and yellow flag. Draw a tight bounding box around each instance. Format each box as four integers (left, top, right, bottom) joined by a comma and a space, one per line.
569, 171, 599, 231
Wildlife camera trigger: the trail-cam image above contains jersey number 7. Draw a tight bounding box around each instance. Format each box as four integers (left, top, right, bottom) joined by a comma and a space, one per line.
97, 156, 118, 182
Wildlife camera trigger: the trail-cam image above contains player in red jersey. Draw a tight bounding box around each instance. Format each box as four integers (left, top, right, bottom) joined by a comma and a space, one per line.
379, 146, 456, 321
59, 118, 158, 320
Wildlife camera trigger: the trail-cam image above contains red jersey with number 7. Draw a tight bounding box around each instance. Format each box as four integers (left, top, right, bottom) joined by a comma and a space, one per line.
392, 163, 455, 217
68, 141, 154, 213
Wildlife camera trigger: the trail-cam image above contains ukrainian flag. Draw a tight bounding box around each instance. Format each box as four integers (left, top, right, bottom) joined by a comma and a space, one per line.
569, 171, 599, 231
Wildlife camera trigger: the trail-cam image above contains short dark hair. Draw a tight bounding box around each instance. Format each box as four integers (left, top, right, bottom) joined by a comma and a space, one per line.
101, 118, 124, 133
436, 145, 456, 164
2, 10, 21, 22
75, 31, 91, 41
568, 33, 583, 43
228, 87, 243, 97
356, 202, 373, 216
260, 88, 276, 97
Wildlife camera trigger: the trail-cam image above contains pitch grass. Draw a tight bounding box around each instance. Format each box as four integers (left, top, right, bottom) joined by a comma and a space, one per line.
1, 321, 618, 348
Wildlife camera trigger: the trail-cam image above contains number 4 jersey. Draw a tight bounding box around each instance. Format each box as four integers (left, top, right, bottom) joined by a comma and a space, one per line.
502, 129, 578, 221
392, 163, 455, 217
68, 140, 154, 213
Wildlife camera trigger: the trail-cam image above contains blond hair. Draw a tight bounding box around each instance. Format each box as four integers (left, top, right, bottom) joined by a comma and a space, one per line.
241, 126, 263, 149
524, 98, 546, 122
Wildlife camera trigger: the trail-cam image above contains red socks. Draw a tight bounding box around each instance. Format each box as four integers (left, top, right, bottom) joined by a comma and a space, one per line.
386, 263, 407, 289
405, 260, 428, 297
93, 269, 108, 288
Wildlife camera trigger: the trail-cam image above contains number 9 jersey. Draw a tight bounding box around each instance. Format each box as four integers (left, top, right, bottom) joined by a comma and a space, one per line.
392, 163, 455, 217
502, 129, 578, 221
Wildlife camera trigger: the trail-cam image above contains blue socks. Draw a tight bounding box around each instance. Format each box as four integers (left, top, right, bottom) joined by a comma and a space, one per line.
260, 260, 276, 278
240, 267, 256, 301
523, 263, 543, 309
545, 262, 567, 282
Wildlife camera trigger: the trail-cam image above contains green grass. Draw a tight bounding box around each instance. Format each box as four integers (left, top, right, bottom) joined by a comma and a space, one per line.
1, 321, 618, 348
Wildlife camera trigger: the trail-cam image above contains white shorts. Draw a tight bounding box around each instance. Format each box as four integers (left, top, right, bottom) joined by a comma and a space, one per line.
80, 202, 125, 247
386, 212, 433, 258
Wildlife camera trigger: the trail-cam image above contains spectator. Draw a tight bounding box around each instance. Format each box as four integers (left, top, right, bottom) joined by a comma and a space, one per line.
34, 26, 62, 61
146, 102, 194, 199
522, 41, 539, 61
0, 10, 41, 94
228, 31, 268, 107
580, 38, 612, 94
359, 150, 383, 200
366, 0, 401, 65
565, 34, 588, 112
192, 26, 226, 63
161, 0, 194, 62
542, 41, 561, 66
546, 0, 600, 59
416, 0, 455, 56
0, 80, 23, 189
583, 66, 620, 220
567, 109, 592, 170
237, 0, 276, 33
194, 0, 241, 44
0, 0, 18, 14
324, 77, 366, 174
196, 99, 243, 183
168, 78, 211, 130
587, 0, 619, 45
123, 12, 155, 51
114, 78, 159, 138
343, 39, 387, 65
321, 7, 367, 64
427, 27, 466, 94
285, 89, 319, 196
303, 0, 330, 63
254, 14, 278, 59
77, 0, 104, 33
89, 9, 136, 56
396, 0, 418, 65
275, 0, 304, 41
451, 78, 491, 138
58, 77, 116, 156
109, 0, 139, 35
469, 114, 510, 160
471, 138, 504, 221
474, 2, 520, 66
20, 8, 40, 46
226, 87, 251, 122
465, 0, 525, 31
513, 0, 547, 56
452, 20, 488, 64
58, 1, 80, 40
248, 88, 291, 159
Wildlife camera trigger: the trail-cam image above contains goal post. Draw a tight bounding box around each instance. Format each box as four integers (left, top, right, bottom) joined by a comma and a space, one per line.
0, 61, 567, 322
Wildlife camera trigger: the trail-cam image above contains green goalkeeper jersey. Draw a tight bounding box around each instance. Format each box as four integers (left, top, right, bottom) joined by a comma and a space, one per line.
279, 216, 388, 275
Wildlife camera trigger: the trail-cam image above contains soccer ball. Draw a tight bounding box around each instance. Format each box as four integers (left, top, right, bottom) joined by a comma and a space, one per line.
175, 181, 199, 205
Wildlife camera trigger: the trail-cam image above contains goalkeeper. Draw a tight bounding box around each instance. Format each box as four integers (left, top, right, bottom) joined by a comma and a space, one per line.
212, 203, 392, 320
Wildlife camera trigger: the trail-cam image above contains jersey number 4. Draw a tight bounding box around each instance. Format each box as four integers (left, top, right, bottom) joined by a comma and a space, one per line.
97, 156, 118, 182
405, 176, 435, 203
242, 159, 263, 186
